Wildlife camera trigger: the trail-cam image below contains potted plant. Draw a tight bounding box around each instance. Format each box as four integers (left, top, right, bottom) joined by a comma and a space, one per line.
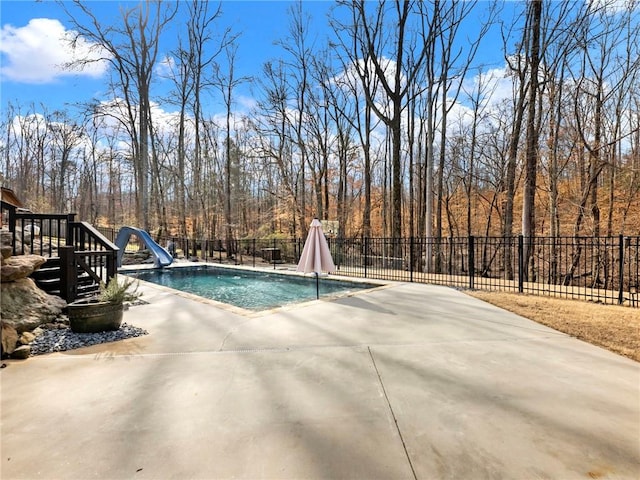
67, 276, 141, 333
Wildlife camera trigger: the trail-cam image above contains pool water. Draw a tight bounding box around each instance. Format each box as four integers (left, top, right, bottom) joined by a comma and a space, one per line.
126, 266, 376, 311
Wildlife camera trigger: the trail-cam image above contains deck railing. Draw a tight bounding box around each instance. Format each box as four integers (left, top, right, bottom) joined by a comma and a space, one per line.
1, 201, 118, 302
2, 202, 74, 257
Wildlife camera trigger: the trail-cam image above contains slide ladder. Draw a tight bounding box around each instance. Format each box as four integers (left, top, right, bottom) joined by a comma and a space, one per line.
115, 227, 173, 268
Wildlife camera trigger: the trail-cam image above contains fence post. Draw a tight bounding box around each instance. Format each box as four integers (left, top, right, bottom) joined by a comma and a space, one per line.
7, 205, 17, 255
252, 238, 256, 268
468, 235, 475, 290
410, 237, 414, 283
518, 235, 524, 293
107, 247, 117, 282
364, 237, 369, 278
59, 245, 77, 303
273, 237, 276, 270
65, 214, 75, 245
618, 234, 625, 305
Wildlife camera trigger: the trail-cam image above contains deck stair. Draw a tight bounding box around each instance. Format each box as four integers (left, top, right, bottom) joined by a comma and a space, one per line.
1, 201, 118, 303
30, 257, 101, 300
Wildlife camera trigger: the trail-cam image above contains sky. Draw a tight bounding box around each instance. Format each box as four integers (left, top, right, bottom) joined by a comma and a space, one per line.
0, 0, 342, 114
2, 0, 638, 121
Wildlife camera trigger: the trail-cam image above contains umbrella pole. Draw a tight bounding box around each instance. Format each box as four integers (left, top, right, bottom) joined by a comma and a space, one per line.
316, 272, 319, 299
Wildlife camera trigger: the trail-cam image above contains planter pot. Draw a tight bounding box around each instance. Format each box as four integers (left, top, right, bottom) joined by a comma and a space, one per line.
67, 300, 124, 333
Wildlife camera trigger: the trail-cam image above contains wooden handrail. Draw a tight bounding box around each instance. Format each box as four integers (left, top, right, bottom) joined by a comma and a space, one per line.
71, 221, 118, 251
1, 202, 119, 302
61, 222, 119, 302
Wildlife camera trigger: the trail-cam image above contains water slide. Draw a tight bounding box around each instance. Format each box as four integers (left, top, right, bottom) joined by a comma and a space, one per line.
115, 226, 173, 268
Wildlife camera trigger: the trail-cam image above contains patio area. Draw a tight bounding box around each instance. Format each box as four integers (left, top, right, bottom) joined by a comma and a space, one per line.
2, 279, 639, 479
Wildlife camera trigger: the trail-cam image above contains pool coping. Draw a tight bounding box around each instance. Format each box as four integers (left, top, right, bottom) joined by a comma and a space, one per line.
119, 261, 393, 318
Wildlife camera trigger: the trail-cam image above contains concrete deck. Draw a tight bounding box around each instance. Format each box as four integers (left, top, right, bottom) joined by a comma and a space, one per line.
2, 277, 639, 479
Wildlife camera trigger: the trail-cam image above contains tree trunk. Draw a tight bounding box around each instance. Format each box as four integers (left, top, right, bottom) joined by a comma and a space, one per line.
521, 0, 542, 281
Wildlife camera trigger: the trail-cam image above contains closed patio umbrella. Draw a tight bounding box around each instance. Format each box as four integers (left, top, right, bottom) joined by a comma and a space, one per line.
297, 218, 336, 298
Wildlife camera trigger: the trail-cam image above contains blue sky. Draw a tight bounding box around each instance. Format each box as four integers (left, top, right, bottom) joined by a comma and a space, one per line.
0, 0, 540, 129
5, 1, 638, 122
0, 0, 338, 113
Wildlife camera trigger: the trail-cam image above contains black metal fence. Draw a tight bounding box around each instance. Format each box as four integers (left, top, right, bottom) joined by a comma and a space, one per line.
95, 226, 639, 308
325, 235, 639, 307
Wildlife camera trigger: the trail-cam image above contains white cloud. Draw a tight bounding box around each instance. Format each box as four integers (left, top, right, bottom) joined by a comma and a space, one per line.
592, 0, 640, 14
236, 94, 257, 111
461, 66, 514, 112
10, 112, 48, 138
0, 18, 110, 84
154, 55, 175, 78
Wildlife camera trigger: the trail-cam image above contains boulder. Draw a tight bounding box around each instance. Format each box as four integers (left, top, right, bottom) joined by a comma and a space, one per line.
0, 229, 13, 248
19, 331, 37, 345
1, 322, 19, 355
1, 277, 66, 332
11, 345, 31, 359
1, 254, 46, 282
1, 229, 24, 259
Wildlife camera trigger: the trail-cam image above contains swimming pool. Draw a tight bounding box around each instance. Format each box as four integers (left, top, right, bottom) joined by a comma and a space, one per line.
126, 265, 377, 311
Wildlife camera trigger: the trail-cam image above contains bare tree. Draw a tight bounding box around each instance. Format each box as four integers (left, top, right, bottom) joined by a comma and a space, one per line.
214, 42, 249, 256
335, 0, 431, 241
306, 52, 335, 222
433, 1, 494, 240
277, 1, 315, 236
328, 9, 382, 238
520, 0, 543, 280
61, 0, 177, 231
46, 111, 84, 212
254, 60, 302, 237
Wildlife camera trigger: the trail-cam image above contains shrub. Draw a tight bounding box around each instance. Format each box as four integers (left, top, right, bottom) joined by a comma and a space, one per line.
98, 276, 141, 304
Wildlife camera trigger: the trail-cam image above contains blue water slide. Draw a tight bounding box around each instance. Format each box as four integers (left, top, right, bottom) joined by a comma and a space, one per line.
115, 226, 173, 268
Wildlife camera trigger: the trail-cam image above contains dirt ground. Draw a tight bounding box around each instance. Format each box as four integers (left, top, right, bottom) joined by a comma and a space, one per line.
467, 291, 640, 362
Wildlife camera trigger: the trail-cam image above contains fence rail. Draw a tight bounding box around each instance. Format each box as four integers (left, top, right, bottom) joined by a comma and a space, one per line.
325, 235, 639, 307
97, 226, 639, 308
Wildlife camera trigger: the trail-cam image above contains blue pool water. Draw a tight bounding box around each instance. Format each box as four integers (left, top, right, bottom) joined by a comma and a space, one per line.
126, 266, 376, 311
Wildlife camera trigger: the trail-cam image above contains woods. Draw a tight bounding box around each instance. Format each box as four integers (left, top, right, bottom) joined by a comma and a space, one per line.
2, 0, 639, 246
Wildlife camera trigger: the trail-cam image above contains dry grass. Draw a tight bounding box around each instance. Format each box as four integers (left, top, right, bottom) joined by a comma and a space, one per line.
467, 291, 640, 362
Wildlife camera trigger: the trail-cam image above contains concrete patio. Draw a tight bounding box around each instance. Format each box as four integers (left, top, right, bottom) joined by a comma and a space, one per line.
1, 278, 639, 479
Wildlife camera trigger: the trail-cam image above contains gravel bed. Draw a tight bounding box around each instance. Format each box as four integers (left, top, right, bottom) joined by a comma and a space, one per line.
30, 323, 148, 355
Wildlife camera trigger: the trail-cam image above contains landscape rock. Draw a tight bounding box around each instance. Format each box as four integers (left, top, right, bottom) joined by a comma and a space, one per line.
11, 345, 31, 359
1, 322, 19, 355
29, 323, 148, 355
19, 331, 37, 345
1, 277, 66, 332
32, 327, 45, 337
0, 229, 13, 247
1, 230, 14, 262
1, 254, 46, 282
